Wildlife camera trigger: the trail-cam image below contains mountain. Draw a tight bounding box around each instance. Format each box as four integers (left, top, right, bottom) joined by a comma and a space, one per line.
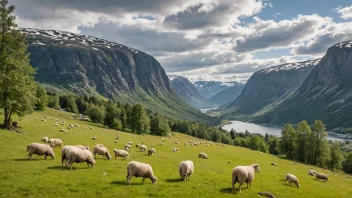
22, 28, 215, 124
218, 59, 319, 119
252, 41, 352, 130
209, 82, 245, 106
194, 81, 238, 99
168, 75, 216, 109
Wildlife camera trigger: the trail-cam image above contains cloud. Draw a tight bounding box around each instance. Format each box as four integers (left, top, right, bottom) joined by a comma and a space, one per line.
336, 5, 352, 20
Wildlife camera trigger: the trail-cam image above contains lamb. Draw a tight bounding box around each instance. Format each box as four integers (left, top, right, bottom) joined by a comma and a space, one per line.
198, 152, 208, 159
126, 161, 157, 185
61, 145, 89, 166
232, 164, 260, 192
66, 149, 95, 170
59, 129, 67, 133
315, 172, 328, 182
271, 162, 277, 166
308, 169, 317, 176
113, 149, 129, 159
48, 138, 63, 147
139, 145, 147, 152
179, 160, 194, 181
27, 143, 55, 160
41, 137, 49, 142
148, 148, 156, 156
93, 146, 111, 160
285, 174, 300, 188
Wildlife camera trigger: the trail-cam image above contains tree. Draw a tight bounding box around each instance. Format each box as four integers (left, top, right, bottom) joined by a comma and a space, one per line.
0, 0, 37, 128
103, 103, 121, 127
342, 152, 352, 174
150, 115, 170, 136
330, 141, 343, 171
230, 129, 235, 140
35, 84, 48, 111
86, 104, 105, 123
279, 124, 296, 159
48, 94, 60, 109
295, 120, 311, 163
131, 104, 150, 134
310, 120, 328, 165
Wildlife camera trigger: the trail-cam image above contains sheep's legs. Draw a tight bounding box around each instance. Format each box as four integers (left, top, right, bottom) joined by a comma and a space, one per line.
126, 176, 131, 185
239, 183, 243, 192
142, 177, 145, 184
29, 153, 32, 160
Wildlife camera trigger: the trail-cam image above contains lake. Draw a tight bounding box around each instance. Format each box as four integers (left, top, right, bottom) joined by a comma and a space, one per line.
222, 120, 350, 142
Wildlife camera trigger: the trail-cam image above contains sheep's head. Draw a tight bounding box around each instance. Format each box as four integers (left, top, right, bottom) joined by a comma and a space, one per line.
90, 159, 96, 168
181, 174, 187, 181
152, 177, 157, 184
106, 153, 112, 160
296, 181, 300, 188
49, 152, 55, 159
253, 164, 260, 173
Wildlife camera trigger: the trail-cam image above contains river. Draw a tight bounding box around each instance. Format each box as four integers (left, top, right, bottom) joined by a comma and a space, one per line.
222, 120, 351, 142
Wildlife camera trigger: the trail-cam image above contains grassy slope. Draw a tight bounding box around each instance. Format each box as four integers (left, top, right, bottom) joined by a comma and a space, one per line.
0, 108, 351, 198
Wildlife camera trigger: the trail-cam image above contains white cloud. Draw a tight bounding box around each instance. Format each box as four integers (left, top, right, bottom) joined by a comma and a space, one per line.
336, 5, 352, 20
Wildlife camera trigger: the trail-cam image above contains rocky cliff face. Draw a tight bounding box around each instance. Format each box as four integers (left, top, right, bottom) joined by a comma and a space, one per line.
218, 59, 319, 118
255, 41, 352, 129
169, 75, 215, 109
23, 28, 214, 124
209, 82, 245, 106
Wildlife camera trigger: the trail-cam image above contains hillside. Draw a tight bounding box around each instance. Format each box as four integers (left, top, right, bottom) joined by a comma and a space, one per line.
217, 59, 319, 119
194, 81, 236, 99
0, 108, 351, 197
169, 75, 216, 109
253, 41, 352, 130
22, 28, 214, 124
209, 82, 245, 106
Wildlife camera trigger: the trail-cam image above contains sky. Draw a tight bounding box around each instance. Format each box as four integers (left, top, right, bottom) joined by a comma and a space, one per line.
10, 0, 352, 83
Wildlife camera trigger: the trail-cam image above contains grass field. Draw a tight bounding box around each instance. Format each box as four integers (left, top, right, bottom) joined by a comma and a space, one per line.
0, 108, 351, 198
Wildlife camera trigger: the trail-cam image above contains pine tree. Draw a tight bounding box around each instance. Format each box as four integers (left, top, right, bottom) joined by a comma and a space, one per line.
0, 0, 37, 128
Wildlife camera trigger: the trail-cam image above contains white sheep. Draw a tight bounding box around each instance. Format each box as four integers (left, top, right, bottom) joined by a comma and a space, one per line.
96, 144, 105, 147
271, 162, 277, 166
172, 148, 180, 152
27, 143, 55, 160
308, 169, 317, 176
74, 124, 79, 127
198, 152, 208, 159
315, 172, 328, 182
59, 129, 67, 133
93, 146, 111, 160
54, 123, 58, 127
41, 137, 49, 142
41, 119, 46, 122
148, 148, 156, 156
179, 160, 194, 181
139, 145, 147, 152
127, 142, 133, 146
92, 136, 98, 140
232, 164, 260, 192
126, 161, 157, 185
61, 145, 89, 166
48, 138, 63, 147
114, 140, 118, 143
285, 174, 300, 188
66, 149, 95, 170
113, 149, 129, 159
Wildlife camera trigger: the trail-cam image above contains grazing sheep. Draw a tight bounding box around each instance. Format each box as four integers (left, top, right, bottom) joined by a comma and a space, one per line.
41, 137, 49, 142
69, 124, 74, 128
89, 127, 93, 130
113, 149, 129, 159
114, 140, 118, 143
258, 192, 276, 198
54, 123, 58, 127
148, 148, 156, 156
66, 149, 95, 170
92, 136, 98, 140
179, 160, 194, 181
96, 144, 105, 147
139, 145, 147, 152
308, 169, 317, 176
136, 144, 140, 148
315, 172, 328, 182
285, 174, 300, 188
175, 142, 179, 145
93, 146, 111, 160
59, 129, 67, 133
172, 148, 180, 152
41, 119, 46, 122
27, 143, 55, 160
127, 142, 133, 146
271, 162, 277, 166
158, 142, 163, 146
61, 145, 89, 166
232, 164, 260, 192
48, 138, 63, 147
126, 161, 157, 185
198, 152, 208, 159
61, 122, 65, 125
74, 124, 79, 127
142, 141, 144, 144
260, 152, 263, 155
124, 147, 130, 151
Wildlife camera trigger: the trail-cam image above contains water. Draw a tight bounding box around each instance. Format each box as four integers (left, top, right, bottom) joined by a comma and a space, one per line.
200, 108, 218, 113
222, 120, 351, 142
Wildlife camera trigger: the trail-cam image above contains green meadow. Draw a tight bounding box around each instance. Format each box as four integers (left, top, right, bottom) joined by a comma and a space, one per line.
0, 108, 351, 198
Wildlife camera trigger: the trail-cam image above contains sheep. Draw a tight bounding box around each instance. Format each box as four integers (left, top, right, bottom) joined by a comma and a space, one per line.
308, 169, 317, 176
271, 162, 277, 166
74, 124, 79, 127
48, 138, 63, 147
184, 143, 187, 146
260, 152, 263, 155
93, 146, 111, 160
113, 149, 129, 159
89, 127, 93, 130
59, 129, 67, 133
139, 145, 147, 152
126, 161, 157, 185
114, 140, 118, 143
179, 160, 194, 181
92, 136, 98, 140
232, 164, 260, 192
41, 137, 49, 142
158, 142, 163, 146
285, 174, 300, 188
198, 152, 208, 159
27, 143, 55, 160
172, 148, 180, 152
258, 192, 276, 198
61, 145, 89, 166
124, 147, 130, 151
61, 122, 65, 125
127, 142, 133, 146
315, 172, 328, 182
54, 123, 58, 127
175, 142, 179, 145
69, 124, 74, 128
136, 144, 140, 148
66, 149, 95, 170
41, 119, 46, 122
148, 148, 156, 156
96, 144, 105, 147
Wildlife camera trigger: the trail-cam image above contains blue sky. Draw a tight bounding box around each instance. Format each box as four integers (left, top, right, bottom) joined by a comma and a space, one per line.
10, 0, 352, 82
